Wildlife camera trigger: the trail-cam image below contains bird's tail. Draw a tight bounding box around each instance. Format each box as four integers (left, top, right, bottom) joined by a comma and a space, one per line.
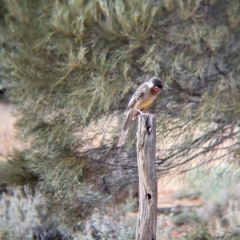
117, 111, 132, 147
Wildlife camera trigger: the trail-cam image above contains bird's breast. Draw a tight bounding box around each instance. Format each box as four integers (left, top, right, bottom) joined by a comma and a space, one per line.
137, 92, 158, 109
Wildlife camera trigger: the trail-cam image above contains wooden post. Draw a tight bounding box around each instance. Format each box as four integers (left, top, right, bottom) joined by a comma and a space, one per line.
135, 114, 157, 240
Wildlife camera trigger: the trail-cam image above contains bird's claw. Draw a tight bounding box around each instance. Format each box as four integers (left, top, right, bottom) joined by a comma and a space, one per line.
137, 109, 150, 116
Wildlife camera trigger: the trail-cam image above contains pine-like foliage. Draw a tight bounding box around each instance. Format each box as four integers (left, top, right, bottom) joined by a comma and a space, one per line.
1, 0, 240, 234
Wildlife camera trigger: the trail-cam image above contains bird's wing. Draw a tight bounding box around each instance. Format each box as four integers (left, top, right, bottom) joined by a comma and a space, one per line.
127, 82, 149, 109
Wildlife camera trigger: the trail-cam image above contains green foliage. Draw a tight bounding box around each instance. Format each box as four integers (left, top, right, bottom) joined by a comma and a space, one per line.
94, 0, 158, 40
0, 150, 37, 187
172, 166, 240, 239
1, 0, 240, 234
179, 221, 240, 240
0, 186, 74, 239
0, 228, 14, 240
183, 167, 235, 200
81, 198, 137, 239
173, 208, 198, 226
181, 222, 212, 240
0, 186, 136, 239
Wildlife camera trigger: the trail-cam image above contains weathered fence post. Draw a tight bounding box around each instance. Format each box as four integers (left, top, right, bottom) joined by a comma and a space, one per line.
135, 114, 157, 240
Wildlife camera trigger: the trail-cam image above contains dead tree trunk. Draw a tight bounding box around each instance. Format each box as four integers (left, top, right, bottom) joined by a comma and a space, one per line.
135, 114, 157, 240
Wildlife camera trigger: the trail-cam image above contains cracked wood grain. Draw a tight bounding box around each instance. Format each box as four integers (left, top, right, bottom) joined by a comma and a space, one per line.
135, 114, 157, 240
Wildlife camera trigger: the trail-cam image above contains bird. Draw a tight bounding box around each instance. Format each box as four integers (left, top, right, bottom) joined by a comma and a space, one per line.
118, 77, 163, 147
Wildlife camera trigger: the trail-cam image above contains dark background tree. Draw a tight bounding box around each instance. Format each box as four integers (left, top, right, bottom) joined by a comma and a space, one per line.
1, 0, 240, 237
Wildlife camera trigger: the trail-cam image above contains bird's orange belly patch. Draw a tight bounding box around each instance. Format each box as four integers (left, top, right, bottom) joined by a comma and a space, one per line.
138, 98, 155, 109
